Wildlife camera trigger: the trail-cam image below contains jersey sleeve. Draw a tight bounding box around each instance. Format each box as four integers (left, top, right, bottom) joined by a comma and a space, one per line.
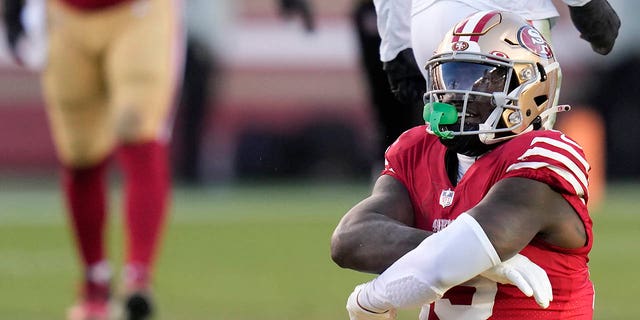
501, 130, 590, 202
373, 0, 412, 62
561, 0, 592, 7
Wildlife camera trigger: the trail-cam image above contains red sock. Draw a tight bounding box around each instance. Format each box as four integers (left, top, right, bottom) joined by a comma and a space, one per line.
62, 160, 109, 267
116, 141, 170, 279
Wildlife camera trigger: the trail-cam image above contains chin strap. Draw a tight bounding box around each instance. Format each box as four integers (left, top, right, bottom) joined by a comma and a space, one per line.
423, 102, 458, 139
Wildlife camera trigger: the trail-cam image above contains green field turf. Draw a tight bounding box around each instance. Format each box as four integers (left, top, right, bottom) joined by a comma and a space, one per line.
0, 179, 638, 319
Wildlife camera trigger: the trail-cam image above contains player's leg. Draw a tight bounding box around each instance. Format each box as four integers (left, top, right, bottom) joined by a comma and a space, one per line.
42, 2, 118, 319
353, 0, 422, 164
106, 0, 185, 318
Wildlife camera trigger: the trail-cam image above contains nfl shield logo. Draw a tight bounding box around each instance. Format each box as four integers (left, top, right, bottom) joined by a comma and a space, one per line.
439, 189, 455, 208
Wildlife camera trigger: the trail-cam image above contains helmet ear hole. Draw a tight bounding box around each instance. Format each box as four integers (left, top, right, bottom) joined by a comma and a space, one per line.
534, 95, 548, 107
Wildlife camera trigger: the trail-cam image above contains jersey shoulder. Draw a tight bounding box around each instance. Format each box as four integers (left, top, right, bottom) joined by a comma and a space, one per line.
497, 129, 590, 199
499, 129, 582, 151
500, 129, 587, 165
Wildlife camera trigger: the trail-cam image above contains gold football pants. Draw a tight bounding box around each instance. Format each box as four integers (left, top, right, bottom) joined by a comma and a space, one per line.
43, 0, 185, 166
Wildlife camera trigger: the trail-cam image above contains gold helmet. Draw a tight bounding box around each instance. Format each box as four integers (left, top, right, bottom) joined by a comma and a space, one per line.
423, 11, 563, 155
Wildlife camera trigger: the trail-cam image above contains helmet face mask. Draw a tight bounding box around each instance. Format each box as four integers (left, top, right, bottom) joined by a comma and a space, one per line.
428, 59, 513, 130
422, 11, 561, 154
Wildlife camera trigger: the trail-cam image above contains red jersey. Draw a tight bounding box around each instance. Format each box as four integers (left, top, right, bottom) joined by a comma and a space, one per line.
59, 0, 132, 11
382, 126, 594, 319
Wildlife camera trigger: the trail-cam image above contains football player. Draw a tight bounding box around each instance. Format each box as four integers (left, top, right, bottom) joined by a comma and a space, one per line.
331, 11, 594, 319
374, 0, 618, 209
2, 0, 185, 319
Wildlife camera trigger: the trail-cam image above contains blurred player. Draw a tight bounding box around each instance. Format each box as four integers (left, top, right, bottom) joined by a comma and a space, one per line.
332, 11, 595, 319
3, 0, 185, 319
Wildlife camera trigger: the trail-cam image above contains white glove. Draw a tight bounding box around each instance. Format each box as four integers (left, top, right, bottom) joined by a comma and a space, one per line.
346, 284, 397, 320
481, 254, 553, 308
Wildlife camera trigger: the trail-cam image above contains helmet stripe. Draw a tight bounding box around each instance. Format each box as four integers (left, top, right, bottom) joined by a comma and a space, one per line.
470, 11, 500, 42
451, 20, 467, 43
453, 11, 500, 43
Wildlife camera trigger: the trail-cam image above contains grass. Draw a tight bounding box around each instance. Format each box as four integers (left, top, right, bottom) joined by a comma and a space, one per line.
588, 183, 640, 319
0, 179, 638, 319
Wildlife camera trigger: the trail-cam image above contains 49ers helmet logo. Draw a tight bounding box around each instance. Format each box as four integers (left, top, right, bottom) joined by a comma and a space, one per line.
517, 25, 553, 59
452, 41, 469, 51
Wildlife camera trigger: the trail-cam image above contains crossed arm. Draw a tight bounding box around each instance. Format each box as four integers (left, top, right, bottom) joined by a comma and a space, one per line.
331, 174, 428, 274
331, 174, 586, 316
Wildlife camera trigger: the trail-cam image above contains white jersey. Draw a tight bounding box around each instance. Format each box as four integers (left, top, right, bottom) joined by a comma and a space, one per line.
374, 0, 591, 62
413, 0, 560, 21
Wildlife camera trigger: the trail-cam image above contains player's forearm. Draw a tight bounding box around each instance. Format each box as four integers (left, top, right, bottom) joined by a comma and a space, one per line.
331, 214, 430, 274
357, 213, 502, 311
2, 0, 25, 64
2, 0, 24, 25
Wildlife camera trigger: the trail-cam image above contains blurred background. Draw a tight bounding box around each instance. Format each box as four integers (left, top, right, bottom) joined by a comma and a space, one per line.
0, 0, 639, 184
0, 0, 639, 319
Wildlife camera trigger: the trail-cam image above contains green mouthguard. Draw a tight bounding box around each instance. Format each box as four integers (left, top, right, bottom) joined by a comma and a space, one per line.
423, 102, 458, 139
